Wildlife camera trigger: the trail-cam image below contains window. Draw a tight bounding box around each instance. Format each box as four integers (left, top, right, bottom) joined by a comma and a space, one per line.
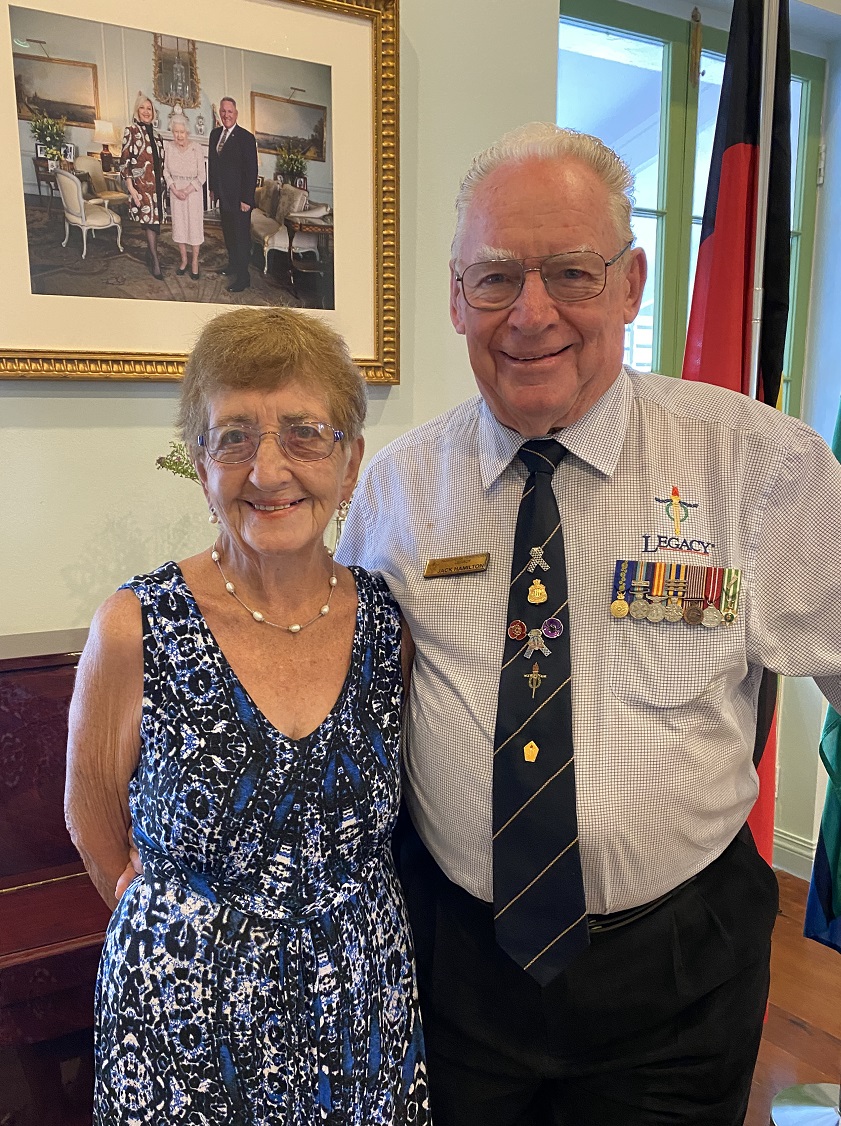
558, 0, 824, 417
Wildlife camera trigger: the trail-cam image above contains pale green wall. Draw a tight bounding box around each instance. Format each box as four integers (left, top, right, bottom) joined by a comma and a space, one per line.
0, 0, 560, 634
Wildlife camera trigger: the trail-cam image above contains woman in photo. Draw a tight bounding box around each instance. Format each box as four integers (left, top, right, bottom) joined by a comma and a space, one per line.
164, 114, 205, 280
121, 92, 166, 279
65, 307, 430, 1126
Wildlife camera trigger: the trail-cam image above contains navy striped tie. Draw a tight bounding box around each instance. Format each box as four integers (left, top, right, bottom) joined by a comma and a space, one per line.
492, 439, 588, 985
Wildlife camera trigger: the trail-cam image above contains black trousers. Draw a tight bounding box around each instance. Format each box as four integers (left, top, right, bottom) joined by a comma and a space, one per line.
220, 206, 252, 285
396, 817, 779, 1126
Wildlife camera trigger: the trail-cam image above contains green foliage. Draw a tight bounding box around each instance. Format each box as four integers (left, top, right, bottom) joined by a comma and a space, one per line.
29, 111, 66, 159
156, 441, 199, 483
275, 144, 307, 178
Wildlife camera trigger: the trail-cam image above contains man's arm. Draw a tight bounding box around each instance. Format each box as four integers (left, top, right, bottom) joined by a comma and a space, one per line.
816, 677, 841, 713
240, 130, 258, 210
751, 422, 841, 706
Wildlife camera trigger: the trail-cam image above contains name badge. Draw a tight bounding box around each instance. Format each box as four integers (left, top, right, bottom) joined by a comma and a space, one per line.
423, 553, 490, 578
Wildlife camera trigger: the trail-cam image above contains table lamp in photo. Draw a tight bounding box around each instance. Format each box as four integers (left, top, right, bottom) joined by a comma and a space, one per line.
93, 120, 117, 171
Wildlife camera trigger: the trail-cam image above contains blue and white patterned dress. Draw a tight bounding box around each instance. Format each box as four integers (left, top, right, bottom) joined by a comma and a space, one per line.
94, 562, 429, 1125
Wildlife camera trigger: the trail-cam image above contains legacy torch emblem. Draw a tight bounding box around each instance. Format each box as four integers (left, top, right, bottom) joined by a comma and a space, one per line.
655, 486, 699, 534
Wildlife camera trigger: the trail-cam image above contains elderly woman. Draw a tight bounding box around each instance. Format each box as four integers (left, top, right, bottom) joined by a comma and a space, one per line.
121, 93, 166, 279
164, 114, 205, 280
65, 308, 430, 1125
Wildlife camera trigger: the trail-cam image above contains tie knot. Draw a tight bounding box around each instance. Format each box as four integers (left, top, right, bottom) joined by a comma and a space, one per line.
518, 440, 566, 477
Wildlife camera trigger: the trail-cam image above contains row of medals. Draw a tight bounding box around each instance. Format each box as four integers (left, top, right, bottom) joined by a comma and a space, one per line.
609, 561, 741, 629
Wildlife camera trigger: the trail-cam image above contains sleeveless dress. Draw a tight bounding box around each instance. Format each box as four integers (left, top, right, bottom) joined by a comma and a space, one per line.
94, 562, 430, 1126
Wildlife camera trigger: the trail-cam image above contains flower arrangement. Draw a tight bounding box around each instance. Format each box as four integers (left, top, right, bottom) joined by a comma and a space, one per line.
275, 144, 307, 181
156, 441, 199, 482
29, 111, 67, 159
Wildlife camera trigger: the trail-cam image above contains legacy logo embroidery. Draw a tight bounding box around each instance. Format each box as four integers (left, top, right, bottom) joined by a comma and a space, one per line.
655, 486, 698, 534
641, 486, 714, 555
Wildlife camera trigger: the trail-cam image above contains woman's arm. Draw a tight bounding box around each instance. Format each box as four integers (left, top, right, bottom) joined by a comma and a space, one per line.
195, 143, 206, 188
162, 144, 174, 189
120, 126, 142, 206
65, 589, 143, 910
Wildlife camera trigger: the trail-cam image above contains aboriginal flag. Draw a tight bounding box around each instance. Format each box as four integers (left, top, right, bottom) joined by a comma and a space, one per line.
682, 0, 791, 864
804, 401, 841, 955
683, 0, 791, 407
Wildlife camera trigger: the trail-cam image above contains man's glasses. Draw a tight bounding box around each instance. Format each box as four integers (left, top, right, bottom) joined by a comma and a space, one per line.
455, 242, 633, 311
198, 421, 344, 465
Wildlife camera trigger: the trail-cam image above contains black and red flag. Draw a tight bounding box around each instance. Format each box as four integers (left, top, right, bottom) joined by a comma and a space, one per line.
682, 0, 791, 862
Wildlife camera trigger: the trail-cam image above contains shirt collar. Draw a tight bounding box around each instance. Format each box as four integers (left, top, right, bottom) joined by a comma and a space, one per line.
476, 366, 633, 490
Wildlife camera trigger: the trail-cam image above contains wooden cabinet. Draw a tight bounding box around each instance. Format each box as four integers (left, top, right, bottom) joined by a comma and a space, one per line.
0, 631, 110, 1049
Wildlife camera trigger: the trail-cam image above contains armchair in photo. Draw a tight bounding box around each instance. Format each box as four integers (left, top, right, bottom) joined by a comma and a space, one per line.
55, 169, 123, 258
250, 180, 326, 275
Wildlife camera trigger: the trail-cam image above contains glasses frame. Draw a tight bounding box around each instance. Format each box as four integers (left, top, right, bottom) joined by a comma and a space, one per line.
455, 241, 633, 311
198, 422, 345, 465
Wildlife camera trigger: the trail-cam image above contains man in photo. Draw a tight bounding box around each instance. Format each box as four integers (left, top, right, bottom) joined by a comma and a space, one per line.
208, 97, 258, 293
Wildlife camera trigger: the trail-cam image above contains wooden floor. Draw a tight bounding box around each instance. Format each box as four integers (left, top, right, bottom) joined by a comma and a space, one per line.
746, 870, 841, 1125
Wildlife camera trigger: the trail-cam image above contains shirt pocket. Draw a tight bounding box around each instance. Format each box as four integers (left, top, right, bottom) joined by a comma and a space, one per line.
608, 616, 746, 709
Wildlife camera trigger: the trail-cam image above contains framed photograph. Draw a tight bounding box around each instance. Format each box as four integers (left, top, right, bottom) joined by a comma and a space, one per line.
1, 0, 399, 383
13, 53, 99, 127
34, 141, 46, 157
252, 91, 326, 161
60, 142, 74, 161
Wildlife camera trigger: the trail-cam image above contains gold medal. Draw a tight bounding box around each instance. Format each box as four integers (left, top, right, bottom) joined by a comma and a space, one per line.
610, 598, 630, 619
523, 740, 539, 763
527, 578, 548, 604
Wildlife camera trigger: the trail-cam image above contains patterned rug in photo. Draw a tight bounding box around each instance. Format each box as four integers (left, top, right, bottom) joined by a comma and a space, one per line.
22, 195, 315, 307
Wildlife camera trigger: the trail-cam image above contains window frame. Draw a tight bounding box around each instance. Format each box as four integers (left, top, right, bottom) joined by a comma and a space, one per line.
559, 0, 824, 416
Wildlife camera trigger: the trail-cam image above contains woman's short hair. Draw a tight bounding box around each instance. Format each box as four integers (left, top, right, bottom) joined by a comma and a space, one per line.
452, 122, 635, 261
178, 308, 367, 455
170, 115, 190, 133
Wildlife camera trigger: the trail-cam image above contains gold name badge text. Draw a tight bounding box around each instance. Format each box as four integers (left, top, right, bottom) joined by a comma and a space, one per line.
423, 553, 490, 579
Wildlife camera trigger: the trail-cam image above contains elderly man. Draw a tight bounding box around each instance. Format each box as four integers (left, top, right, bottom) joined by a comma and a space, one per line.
337, 123, 841, 1126
208, 96, 258, 293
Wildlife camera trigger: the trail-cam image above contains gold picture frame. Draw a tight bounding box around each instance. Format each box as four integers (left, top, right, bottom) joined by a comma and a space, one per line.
251, 90, 326, 161
152, 34, 200, 110
2, 0, 399, 384
13, 52, 99, 127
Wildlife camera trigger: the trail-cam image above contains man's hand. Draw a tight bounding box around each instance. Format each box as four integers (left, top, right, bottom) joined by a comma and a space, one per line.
114, 837, 143, 900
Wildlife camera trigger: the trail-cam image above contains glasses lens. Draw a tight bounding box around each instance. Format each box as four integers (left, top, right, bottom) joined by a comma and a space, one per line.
205, 425, 258, 463
461, 260, 524, 309
542, 252, 606, 302
281, 422, 335, 462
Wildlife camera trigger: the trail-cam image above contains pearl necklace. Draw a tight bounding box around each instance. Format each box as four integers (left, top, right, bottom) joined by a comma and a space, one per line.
211, 544, 337, 634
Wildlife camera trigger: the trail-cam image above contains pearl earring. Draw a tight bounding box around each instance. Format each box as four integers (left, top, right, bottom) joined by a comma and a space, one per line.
334, 499, 350, 546
208, 507, 219, 524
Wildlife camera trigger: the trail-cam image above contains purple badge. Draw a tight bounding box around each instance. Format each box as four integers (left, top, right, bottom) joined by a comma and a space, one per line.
541, 617, 563, 638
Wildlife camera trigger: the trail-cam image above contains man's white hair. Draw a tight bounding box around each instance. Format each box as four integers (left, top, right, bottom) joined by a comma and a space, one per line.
451, 122, 635, 262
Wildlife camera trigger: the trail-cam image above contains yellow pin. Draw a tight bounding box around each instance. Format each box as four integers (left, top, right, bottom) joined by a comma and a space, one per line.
523, 740, 539, 763
527, 579, 548, 604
